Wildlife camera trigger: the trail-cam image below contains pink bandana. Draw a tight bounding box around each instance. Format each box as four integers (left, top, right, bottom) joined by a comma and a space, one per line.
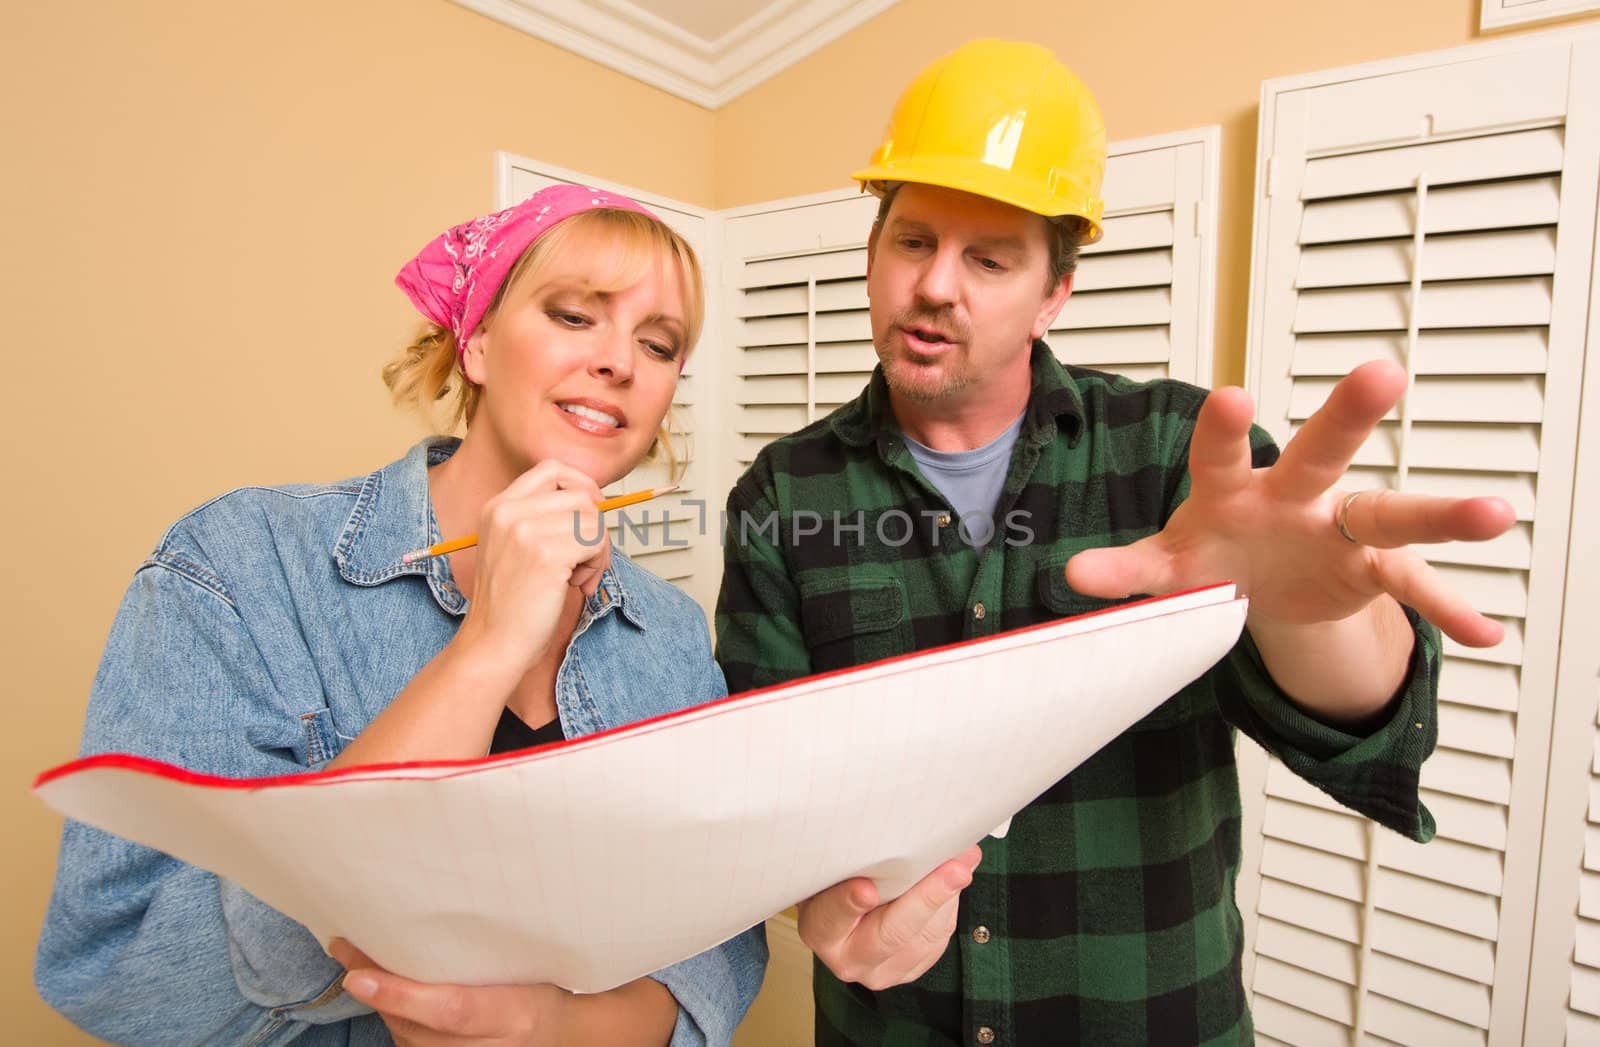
394, 184, 662, 355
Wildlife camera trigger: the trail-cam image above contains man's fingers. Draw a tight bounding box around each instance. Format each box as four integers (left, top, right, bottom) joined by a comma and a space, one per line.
859, 850, 979, 965
875, 894, 963, 988
1343, 491, 1516, 550
1270, 361, 1408, 502
1063, 539, 1178, 601
1186, 386, 1256, 498
1373, 551, 1505, 649
798, 877, 880, 955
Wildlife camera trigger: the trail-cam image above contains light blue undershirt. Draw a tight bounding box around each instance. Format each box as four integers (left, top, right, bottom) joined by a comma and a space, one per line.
902, 411, 1026, 547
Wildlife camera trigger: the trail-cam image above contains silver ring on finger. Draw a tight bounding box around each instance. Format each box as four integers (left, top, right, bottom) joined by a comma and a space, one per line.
1336, 490, 1364, 545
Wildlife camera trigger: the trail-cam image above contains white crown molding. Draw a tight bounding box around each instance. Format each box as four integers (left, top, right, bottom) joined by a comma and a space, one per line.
450, 0, 900, 109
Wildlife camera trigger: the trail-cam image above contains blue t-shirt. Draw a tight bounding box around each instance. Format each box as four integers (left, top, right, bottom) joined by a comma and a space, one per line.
903, 411, 1025, 546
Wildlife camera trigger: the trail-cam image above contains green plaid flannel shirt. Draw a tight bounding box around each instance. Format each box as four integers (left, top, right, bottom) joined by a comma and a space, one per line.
714, 343, 1441, 1047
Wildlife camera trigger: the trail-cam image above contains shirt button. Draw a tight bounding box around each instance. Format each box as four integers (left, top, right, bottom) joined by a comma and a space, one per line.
937, 512, 952, 527
972, 925, 991, 944
976, 1027, 996, 1045
973, 602, 987, 621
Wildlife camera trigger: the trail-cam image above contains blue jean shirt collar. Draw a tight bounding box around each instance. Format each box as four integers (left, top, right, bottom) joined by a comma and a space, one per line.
332, 436, 645, 630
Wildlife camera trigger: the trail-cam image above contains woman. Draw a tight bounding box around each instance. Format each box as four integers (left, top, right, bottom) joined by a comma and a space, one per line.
35, 184, 766, 1046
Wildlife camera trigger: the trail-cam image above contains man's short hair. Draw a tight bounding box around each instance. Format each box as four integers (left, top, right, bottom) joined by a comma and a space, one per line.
871, 184, 1088, 294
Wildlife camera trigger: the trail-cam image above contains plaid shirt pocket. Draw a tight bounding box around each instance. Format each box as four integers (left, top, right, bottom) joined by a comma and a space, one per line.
798, 572, 912, 672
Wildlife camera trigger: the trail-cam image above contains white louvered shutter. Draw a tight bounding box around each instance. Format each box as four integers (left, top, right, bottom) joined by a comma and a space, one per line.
1056, 127, 1219, 386
1527, 362, 1600, 1047
1240, 29, 1600, 1047
1523, 36, 1600, 1042
499, 158, 723, 614
722, 192, 879, 472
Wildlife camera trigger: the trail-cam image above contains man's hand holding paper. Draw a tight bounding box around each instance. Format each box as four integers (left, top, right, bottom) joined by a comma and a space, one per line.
798, 845, 983, 992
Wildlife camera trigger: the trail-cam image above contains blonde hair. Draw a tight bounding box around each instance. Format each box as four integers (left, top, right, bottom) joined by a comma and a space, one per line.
382, 208, 703, 477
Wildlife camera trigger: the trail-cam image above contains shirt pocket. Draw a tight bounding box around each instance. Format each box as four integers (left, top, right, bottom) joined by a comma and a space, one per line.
798, 572, 912, 673
1035, 555, 1197, 731
297, 708, 345, 769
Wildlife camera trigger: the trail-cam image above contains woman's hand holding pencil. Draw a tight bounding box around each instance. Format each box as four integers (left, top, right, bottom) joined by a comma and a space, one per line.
426, 465, 678, 679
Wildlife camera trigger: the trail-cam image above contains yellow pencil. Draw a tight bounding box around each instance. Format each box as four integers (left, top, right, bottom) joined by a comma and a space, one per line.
399, 484, 680, 564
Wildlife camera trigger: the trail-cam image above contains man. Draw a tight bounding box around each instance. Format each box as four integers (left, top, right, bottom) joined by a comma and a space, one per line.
715, 39, 1513, 1045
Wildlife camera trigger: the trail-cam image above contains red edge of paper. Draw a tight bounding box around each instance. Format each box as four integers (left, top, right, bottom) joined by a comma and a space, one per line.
33, 582, 1240, 793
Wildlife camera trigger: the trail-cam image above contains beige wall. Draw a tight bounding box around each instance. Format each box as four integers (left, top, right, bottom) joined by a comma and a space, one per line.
2, 1, 713, 1040
715, 0, 1600, 385
11, 0, 1600, 1043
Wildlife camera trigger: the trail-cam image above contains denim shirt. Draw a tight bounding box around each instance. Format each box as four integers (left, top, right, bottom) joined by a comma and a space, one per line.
37, 437, 767, 1047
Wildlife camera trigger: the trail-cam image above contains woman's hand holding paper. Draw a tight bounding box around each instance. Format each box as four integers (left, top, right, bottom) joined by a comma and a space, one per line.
330, 940, 676, 1046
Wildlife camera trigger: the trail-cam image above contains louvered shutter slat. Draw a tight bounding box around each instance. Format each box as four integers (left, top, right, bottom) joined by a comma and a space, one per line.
738, 285, 808, 317
1254, 994, 1354, 1047
1255, 956, 1356, 1024
1051, 327, 1172, 366
1420, 748, 1513, 805
1438, 704, 1517, 760
1261, 839, 1366, 902
1289, 329, 1549, 377
739, 376, 808, 406
1578, 872, 1600, 920
1260, 879, 1365, 942
1379, 836, 1504, 898
1574, 921, 1600, 968
738, 248, 869, 288
1264, 800, 1370, 860
1363, 991, 1486, 1045
1439, 659, 1522, 714
813, 310, 870, 343
1299, 176, 1561, 244
1373, 910, 1497, 985
1293, 277, 1553, 333
1054, 287, 1173, 330
1297, 228, 1558, 289
1419, 788, 1510, 851
740, 345, 808, 376
812, 279, 868, 312
1379, 865, 1502, 940
1335, 423, 1541, 472
740, 314, 809, 347
1070, 249, 1174, 292
1081, 210, 1175, 253
1300, 126, 1565, 199
1430, 563, 1529, 617
1256, 917, 1361, 983
1288, 376, 1545, 424
813, 340, 877, 373
1367, 954, 1491, 1029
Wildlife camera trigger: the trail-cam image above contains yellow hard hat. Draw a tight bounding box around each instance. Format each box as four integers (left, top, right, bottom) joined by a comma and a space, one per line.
852, 39, 1107, 244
